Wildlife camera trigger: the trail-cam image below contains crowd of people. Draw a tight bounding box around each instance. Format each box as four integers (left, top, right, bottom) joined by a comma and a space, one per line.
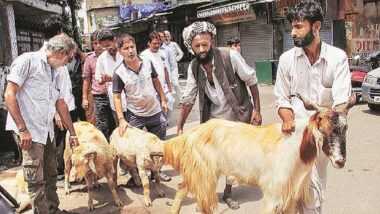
3, 1, 353, 213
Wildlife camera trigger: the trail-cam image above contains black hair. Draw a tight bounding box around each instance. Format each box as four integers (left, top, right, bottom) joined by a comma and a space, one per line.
286, 0, 324, 25
148, 31, 161, 43
97, 29, 115, 42
90, 30, 100, 42
117, 34, 136, 48
226, 37, 240, 46
42, 15, 63, 40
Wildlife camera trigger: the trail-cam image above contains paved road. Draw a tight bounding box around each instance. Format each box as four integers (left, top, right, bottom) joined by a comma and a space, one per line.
1, 84, 379, 214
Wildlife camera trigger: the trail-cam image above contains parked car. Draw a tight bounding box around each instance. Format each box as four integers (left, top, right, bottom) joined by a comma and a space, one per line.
362, 67, 380, 111
350, 65, 370, 102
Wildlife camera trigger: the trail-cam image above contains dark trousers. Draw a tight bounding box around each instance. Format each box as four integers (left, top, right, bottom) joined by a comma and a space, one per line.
93, 94, 116, 140
125, 110, 167, 140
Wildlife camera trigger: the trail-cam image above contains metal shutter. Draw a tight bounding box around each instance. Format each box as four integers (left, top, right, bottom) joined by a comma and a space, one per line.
216, 24, 239, 47
239, 21, 273, 67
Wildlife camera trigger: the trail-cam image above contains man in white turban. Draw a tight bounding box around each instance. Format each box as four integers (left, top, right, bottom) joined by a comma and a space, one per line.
178, 21, 262, 210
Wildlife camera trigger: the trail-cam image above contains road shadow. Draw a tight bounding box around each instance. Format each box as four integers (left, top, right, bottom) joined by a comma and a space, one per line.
362, 109, 380, 116
217, 185, 263, 208
123, 179, 195, 207
63, 182, 130, 214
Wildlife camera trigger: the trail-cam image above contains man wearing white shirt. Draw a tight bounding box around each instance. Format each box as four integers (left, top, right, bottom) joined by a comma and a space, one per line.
41, 16, 76, 180
95, 29, 127, 139
274, 1, 351, 213
163, 30, 184, 62
4, 34, 79, 214
140, 32, 174, 113
160, 31, 183, 101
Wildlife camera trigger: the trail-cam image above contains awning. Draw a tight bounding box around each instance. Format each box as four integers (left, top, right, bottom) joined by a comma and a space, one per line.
197, 1, 250, 19
197, 0, 274, 19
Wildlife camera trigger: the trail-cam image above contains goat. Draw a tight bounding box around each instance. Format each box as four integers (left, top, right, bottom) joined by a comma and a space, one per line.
64, 121, 122, 211
110, 126, 166, 207
163, 95, 355, 214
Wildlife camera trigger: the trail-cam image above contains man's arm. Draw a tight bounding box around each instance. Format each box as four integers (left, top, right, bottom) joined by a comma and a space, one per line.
177, 103, 193, 134
56, 99, 78, 147
152, 77, 168, 113
113, 93, 126, 124
248, 84, 262, 125
332, 54, 352, 107
112, 73, 128, 136
4, 82, 32, 150
82, 58, 92, 110
174, 42, 184, 62
278, 108, 295, 134
229, 50, 262, 125
164, 67, 172, 92
176, 63, 198, 134
274, 55, 295, 134
82, 77, 91, 110
95, 57, 111, 84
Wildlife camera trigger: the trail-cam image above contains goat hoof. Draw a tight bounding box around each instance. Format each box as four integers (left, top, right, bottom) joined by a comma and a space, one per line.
158, 191, 165, 197
115, 200, 123, 207
88, 204, 94, 211
223, 197, 240, 210
144, 198, 152, 207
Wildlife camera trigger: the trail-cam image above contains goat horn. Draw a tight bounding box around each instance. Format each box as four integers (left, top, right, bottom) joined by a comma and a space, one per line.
293, 93, 323, 111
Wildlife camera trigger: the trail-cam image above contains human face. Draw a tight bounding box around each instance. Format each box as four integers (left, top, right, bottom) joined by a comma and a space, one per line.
99, 39, 117, 56
148, 38, 161, 53
119, 40, 137, 62
191, 33, 213, 64
92, 40, 103, 56
164, 32, 171, 43
291, 20, 317, 48
231, 43, 241, 53
158, 32, 166, 44
49, 50, 75, 69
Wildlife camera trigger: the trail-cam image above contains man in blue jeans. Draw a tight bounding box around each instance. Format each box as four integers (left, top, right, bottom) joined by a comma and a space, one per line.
113, 34, 170, 182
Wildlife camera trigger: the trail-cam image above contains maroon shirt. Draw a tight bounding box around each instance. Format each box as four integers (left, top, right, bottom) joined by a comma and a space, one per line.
83, 52, 107, 95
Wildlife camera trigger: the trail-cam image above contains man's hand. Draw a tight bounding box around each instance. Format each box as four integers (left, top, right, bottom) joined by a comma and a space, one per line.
161, 100, 168, 113
176, 126, 183, 135
54, 113, 64, 130
118, 118, 128, 136
69, 135, 79, 148
101, 74, 112, 83
250, 111, 262, 126
282, 120, 295, 134
82, 98, 89, 110
19, 129, 32, 150
278, 108, 295, 135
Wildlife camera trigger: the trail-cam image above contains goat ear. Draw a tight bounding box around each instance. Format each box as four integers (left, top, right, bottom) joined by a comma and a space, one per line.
85, 152, 97, 174
295, 93, 323, 111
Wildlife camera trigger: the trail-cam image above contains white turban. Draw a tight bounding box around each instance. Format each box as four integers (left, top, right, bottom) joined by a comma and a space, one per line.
182, 21, 216, 55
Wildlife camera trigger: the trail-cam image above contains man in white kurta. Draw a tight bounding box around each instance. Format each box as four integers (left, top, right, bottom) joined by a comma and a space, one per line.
274, 1, 351, 213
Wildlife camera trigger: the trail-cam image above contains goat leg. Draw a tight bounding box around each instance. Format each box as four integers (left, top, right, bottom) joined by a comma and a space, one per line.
152, 170, 165, 197
170, 182, 188, 214
106, 173, 123, 207
84, 173, 94, 211
138, 166, 152, 207
64, 158, 72, 195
